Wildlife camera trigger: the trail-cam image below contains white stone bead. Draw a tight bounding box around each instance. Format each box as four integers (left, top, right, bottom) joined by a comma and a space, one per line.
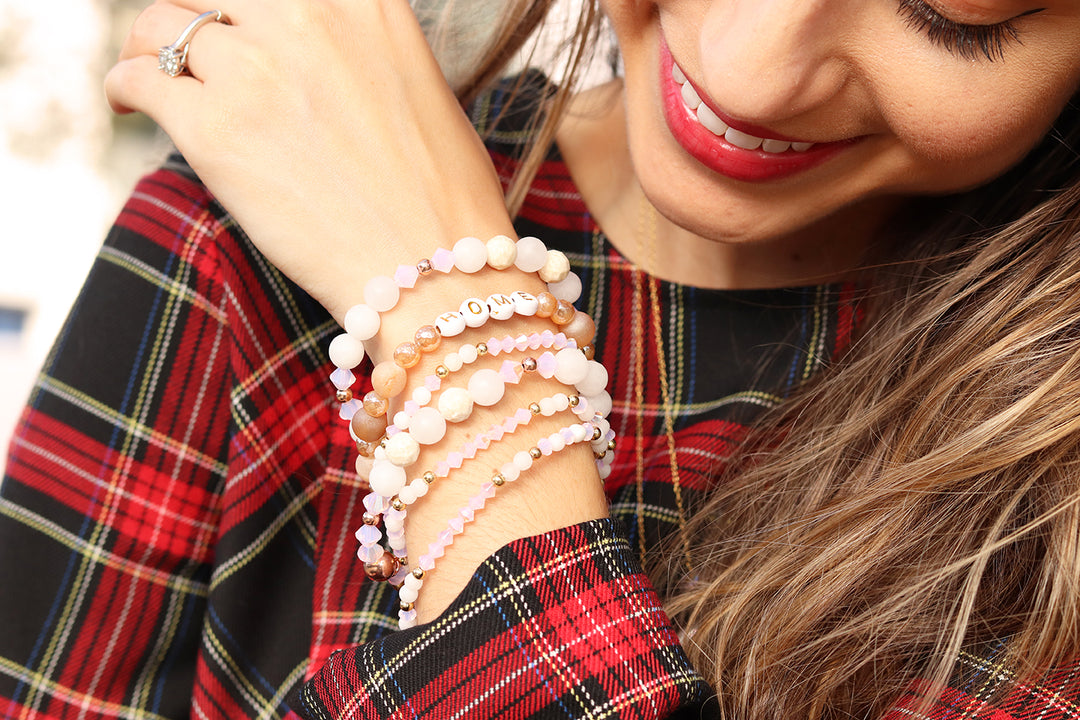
553, 348, 589, 385
588, 391, 613, 418
329, 334, 366, 369
369, 459, 407, 497
486, 234, 518, 270
548, 432, 566, 452
553, 393, 569, 411
501, 463, 521, 482
438, 387, 474, 423
392, 411, 410, 430
435, 311, 467, 338
355, 453, 374, 478
538, 250, 571, 283
344, 304, 380, 340
486, 293, 516, 321
570, 424, 588, 443
399, 616, 417, 629
459, 298, 490, 328
409, 477, 429, 498
399, 585, 419, 604
444, 353, 463, 372
384, 432, 420, 467
467, 368, 505, 406
363, 275, 400, 312
515, 236, 548, 273
398, 486, 418, 505
576, 361, 609, 396
513, 450, 533, 471
452, 236, 488, 273
459, 344, 479, 364
409, 407, 447, 445
412, 386, 432, 407
384, 512, 405, 531
599, 463, 612, 480
403, 574, 423, 591
510, 291, 539, 316
547, 272, 582, 302
538, 397, 557, 416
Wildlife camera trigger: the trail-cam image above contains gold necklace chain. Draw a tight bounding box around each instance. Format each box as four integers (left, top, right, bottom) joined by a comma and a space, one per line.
634, 198, 693, 576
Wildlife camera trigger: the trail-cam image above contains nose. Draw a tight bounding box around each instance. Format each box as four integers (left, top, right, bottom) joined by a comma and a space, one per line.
695, 0, 850, 123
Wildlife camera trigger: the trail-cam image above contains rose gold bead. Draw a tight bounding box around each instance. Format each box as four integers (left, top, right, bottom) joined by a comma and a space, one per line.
362, 512, 378, 526
393, 341, 421, 369
363, 391, 389, 418
352, 409, 387, 441
372, 361, 408, 398
536, 292, 557, 318
422, 471, 436, 484
563, 311, 597, 347
476, 343, 488, 356
580, 344, 596, 361
551, 299, 576, 325
335, 389, 353, 403
414, 325, 441, 353
529, 447, 542, 460
417, 258, 433, 276
521, 357, 537, 373
364, 551, 399, 582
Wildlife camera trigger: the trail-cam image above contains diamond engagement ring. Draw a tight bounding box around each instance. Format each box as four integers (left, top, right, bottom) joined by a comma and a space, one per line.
158, 10, 229, 77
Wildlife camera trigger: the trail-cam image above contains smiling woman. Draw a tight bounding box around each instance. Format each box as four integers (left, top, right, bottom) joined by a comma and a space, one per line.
1, 0, 1079, 719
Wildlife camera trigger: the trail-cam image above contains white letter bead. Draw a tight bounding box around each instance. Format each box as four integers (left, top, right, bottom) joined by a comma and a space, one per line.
384, 433, 421, 467
553, 347, 589, 385
435, 311, 467, 338
547, 272, 582, 303
363, 275, 401, 312
329, 334, 366, 369
369, 459, 407, 497
459, 298, 490, 328
467, 368, 505, 406
409, 407, 447, 445
452, 236, 488, 273
486, 235, 518, 270
511, 291, 539, 316
538, 250, 571, 283
344, 304, 380, 340
437, 387, 474, 423
576, 361, 610, 396
486, 293, 516, 321
444, 353, 463, 372
515, 236, 548, 273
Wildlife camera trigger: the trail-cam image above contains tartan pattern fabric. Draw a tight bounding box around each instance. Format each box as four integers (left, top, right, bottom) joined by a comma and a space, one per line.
1, 70, 1075, 720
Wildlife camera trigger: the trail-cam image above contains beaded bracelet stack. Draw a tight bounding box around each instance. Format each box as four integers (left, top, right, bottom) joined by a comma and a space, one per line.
328, 235, 614, 629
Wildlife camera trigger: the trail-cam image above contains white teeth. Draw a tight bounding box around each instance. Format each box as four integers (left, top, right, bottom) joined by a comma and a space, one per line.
671, 60, 815, 153
680, 81, 701, 110
725, 128, 762, 151
696, 104, 729, 136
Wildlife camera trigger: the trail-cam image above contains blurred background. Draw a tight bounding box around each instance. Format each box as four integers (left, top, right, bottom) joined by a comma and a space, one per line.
0, 0, 613, 470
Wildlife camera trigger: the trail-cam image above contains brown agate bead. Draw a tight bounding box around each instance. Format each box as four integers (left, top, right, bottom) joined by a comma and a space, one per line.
536, 292, 558, 318
563, 311, 596, 347
551, 299, 576, 325
364, 551, 400, 582
372, 361, 407, 398
351, 407, 387, 441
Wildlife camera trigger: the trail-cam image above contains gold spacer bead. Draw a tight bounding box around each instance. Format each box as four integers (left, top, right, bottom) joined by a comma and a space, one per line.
476, 343, 488, 356
400, 601, 415, 612
529, 402, 542, 415
492, 473, 506, 487
592, 426, 603, 441
362, 512, 378, 526
594, 451, 605, 460
529, 447, 542, 460
423, 471, 436, 484
568, 394, 580, 408
412, 567, 425, 580
435, 365, 450, 378
335, 389, 353, 403
607, 439, 617, 451
391, 497, 405, 511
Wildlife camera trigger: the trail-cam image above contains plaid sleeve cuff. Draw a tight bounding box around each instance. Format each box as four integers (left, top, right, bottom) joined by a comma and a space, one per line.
290, 518, 712, 719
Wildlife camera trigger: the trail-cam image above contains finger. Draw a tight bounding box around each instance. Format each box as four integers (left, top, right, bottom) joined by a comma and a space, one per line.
104, 54, 201, 140
121, 7, 234, 84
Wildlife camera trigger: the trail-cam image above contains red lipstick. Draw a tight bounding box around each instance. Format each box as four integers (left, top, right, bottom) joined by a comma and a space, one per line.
658, 38, 854, 183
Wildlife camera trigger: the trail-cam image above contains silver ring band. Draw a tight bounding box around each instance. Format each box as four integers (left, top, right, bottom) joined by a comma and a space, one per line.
158, 10, 229, 77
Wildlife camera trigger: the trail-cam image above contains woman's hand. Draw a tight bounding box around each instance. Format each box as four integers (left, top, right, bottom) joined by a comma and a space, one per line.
105, 0, 516, 323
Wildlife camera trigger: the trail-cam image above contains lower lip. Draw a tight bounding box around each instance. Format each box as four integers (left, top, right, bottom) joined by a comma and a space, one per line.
658, 42, 853, 183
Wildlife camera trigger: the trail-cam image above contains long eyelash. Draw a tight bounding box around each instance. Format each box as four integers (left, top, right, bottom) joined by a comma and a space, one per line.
897, 0, 1024, 62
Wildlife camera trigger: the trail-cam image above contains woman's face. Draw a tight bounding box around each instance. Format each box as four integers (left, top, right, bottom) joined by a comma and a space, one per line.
603, 0, 1080, 245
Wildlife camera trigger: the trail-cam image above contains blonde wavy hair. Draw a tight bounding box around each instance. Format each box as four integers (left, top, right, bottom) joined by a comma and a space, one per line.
422, 2, 1080, 717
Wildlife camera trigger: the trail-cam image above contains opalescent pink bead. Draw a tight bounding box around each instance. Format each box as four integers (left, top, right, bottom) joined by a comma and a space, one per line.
499, 360, 520, 384
330, 367, 356, 390
356, 525, 381, 545
357, 545, 385, 563
514, 408, 532, 424
431, 247, 455, 273
537, 353, 557, 378
419, 555, 436, 571
394, 264, 419, 288
449, 517, 465, 534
